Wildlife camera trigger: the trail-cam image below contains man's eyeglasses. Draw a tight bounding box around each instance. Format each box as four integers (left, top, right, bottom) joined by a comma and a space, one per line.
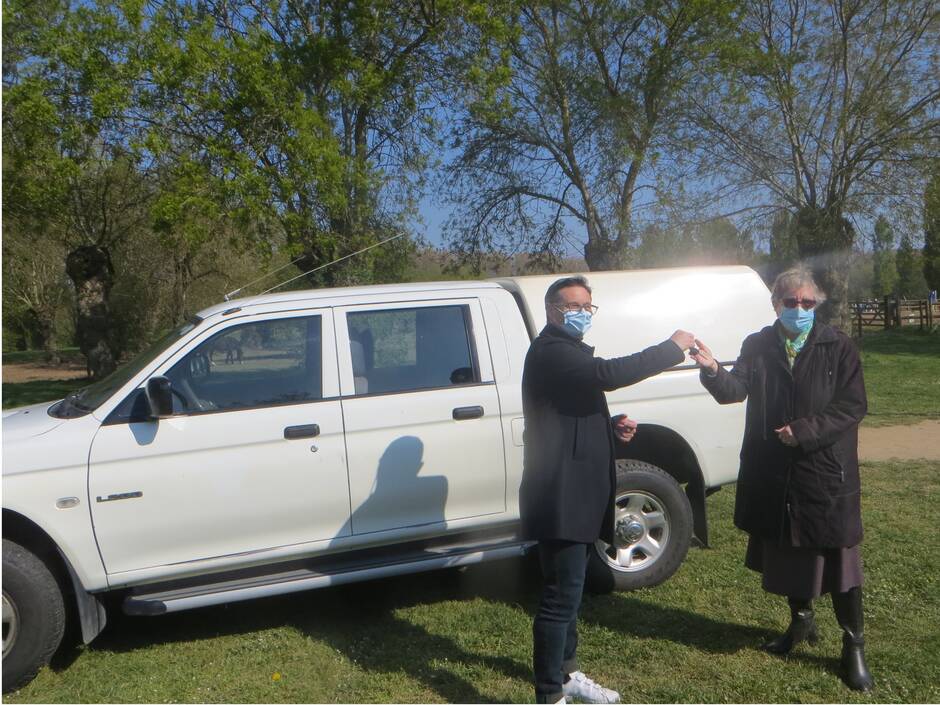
781, 297, 817, 310
555, 303, 599, 315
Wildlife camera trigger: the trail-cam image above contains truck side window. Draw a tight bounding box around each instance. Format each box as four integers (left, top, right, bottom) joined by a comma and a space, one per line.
347, 305, 478, 395
161, 316, 323, 414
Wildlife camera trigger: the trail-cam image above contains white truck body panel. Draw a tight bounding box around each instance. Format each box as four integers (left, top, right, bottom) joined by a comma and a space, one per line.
2, 410, 109, 589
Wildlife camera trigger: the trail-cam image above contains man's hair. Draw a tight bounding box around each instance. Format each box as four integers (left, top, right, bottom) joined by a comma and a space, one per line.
770, 265, 826, 304
545, 275, 591, 306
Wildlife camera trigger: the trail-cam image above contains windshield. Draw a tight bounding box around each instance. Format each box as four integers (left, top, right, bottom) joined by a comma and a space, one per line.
50, 318, 202, 419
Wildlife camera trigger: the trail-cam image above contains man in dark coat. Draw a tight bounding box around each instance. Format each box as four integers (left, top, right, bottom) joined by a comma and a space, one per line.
691, 265, 873, 692
520, 275, 693, 704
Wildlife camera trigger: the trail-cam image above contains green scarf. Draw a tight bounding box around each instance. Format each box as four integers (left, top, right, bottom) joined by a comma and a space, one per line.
780, 324, 812, 368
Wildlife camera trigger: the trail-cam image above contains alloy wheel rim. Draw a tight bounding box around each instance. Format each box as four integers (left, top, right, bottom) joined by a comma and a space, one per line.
2, 591, 18, 659
594, 490, 670, 573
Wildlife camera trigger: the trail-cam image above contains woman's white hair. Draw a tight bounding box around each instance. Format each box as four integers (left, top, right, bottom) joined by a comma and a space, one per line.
770, 265, 826, 304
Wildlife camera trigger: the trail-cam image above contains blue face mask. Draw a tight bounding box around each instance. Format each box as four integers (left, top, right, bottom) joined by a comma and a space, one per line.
562, 309, 592, 338
779, 306, 815, 335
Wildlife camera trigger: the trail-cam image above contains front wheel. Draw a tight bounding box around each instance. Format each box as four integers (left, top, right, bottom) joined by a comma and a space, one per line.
586, 460, 693, 593
2, 539, 66, 693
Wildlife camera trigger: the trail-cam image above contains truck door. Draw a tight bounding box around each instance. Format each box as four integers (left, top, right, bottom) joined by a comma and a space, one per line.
88, 310, 351, 575
336, 299, 507, 536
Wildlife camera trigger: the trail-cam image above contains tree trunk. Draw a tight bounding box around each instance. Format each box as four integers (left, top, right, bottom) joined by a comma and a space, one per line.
66, 245, 117, 379
583, 204, 632, 270
792, 206, 854, 331
584, 235, 632, 271
37, 316, 60, 366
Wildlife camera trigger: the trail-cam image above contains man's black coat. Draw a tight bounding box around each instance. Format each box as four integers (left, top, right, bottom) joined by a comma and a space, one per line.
519, 325, 685, 544
700, 322, 867, 548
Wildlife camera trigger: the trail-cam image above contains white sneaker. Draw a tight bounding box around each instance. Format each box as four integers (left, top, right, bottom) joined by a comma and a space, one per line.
562, 671, 621, 704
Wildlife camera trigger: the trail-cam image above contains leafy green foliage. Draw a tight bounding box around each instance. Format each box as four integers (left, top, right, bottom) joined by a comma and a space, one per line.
636, 218, 755, 268
871, 216, 898, 299
923, 167, 940, 293
895, 231, 928, 299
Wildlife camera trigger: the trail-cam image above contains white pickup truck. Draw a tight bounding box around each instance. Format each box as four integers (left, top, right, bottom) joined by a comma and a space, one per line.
2, 265, 773, 692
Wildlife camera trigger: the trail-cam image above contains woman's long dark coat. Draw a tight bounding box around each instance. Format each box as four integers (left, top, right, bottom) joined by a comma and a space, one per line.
520, 325, 684, 544
701, 322, 867, 548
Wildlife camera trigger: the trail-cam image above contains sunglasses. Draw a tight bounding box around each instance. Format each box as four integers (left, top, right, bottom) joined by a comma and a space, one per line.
782, 297, 817, 310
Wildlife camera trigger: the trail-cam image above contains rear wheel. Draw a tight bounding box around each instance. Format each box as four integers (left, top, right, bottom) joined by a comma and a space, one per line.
586, 460, 693, 593
2, 539, 66, 693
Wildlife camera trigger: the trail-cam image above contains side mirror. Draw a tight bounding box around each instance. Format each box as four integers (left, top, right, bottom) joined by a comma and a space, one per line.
145, 376, 173, 418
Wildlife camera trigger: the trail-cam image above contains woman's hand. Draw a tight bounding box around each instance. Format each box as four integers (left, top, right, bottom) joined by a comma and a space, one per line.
689, 338, 719, 375
775, 424, 798, 447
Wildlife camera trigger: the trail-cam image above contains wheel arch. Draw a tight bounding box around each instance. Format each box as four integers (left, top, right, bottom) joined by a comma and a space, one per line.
3, 509, 107, 644
614, 423, 712, 547
3, 510, 65, 579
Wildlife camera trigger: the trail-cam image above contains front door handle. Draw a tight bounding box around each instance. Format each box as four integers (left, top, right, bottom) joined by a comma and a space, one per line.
284, 424, 320, 439
452, 406, 484, 421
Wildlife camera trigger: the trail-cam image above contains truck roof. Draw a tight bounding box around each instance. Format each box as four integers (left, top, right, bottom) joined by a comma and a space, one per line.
195, 279, 505, 319
198, 264, 760, 320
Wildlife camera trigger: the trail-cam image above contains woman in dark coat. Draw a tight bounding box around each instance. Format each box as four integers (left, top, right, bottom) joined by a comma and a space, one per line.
691, 265, 873, 692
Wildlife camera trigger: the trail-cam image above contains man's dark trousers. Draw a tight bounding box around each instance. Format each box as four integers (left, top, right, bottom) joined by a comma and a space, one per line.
534, 540, 591, 703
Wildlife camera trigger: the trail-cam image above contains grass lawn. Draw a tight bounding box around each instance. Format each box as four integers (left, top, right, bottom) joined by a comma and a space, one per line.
1, 349, 82, 365
1, 378, 89, 409
6, 459, 938, 704
858, 329, 940, 427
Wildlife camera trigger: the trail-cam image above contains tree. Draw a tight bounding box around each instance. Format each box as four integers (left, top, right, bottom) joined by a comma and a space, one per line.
691, 0, 940, 329
0, 231, 71, 357
846, 249, 874, 302
896, 231, 926, 298
692, 217, 755, 264
4, 0, 455, 373
925, 166, 940, 293
636, 224, 690, 268
871, 216, 897, 299
3, 0, 159, 376
446, 0, 737, 271
136, 0, 456, 288
765, 210, 798, 282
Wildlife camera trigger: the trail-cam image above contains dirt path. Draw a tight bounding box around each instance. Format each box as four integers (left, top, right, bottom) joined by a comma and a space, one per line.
859, 420, 940, 462
2, 363, 88, 383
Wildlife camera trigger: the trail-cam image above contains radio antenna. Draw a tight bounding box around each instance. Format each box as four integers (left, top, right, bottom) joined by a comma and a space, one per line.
224, 255, 306, 301
223, 233, 404, 301
257, 233, 404, 297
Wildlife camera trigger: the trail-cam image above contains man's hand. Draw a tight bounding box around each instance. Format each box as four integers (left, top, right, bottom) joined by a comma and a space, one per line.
775, 424, 798, 447
670, 330, 696, 352
612, 414, 638, 444
689, 338, 719, 374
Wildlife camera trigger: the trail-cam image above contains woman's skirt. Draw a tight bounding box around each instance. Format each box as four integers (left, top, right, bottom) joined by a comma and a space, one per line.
745, 535, 863, 598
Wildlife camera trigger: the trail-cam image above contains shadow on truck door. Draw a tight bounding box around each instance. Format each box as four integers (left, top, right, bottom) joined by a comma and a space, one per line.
336, 435, 449, 538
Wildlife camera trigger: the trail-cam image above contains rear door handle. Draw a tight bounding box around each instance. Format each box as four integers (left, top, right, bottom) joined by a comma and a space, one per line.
284, 424, 320, 439
452, 406, 484, 420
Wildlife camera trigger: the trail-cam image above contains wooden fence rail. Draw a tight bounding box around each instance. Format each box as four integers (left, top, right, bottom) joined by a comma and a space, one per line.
850, 297, 938, 337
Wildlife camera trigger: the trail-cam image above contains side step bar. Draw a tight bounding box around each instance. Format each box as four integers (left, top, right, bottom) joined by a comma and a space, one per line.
124, 540, 532, 616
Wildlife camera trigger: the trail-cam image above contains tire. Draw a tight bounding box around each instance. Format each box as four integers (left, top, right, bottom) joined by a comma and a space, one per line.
2, 539, 66, 693
586, 460, 693, 593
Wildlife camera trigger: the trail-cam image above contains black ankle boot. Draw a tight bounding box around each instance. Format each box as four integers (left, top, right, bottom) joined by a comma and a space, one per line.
762, 597, 819, 654
832, 587, 874, 692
